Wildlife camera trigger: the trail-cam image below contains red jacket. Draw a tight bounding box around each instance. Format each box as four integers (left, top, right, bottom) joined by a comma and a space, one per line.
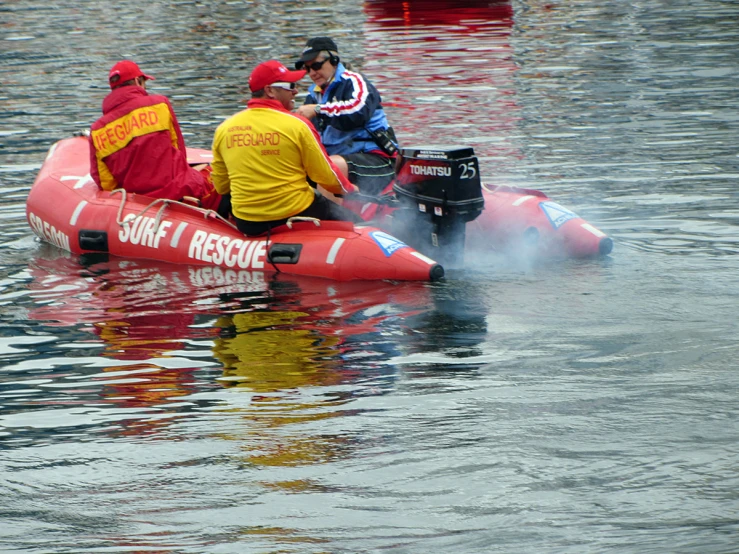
88, 86, 209, 201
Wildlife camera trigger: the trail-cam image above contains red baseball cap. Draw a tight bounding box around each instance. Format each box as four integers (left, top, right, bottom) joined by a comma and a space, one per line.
248, 60, 306, 92
108, 60, 155, 89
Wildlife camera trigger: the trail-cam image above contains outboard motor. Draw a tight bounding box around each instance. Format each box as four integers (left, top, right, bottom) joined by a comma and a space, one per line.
392, 146, 484, 268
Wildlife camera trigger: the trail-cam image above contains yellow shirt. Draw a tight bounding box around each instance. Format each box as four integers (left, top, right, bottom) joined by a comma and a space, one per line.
211, 98, 352, 222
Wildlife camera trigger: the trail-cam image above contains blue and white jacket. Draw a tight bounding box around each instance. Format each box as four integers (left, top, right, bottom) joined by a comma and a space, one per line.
305, 63, 395, 156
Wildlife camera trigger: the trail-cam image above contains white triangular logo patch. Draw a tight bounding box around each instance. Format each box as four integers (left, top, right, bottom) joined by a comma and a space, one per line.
540, 201, 578, 229
370, 231, 408, 257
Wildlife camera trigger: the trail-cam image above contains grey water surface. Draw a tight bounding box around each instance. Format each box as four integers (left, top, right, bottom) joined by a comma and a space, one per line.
1, 0, 738, 552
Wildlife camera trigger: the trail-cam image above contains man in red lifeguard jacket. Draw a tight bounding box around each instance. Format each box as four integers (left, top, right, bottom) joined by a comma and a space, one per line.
88, 60, 224, 212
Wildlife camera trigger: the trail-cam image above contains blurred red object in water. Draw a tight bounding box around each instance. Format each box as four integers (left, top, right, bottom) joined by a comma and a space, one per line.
364, 0, 513, 28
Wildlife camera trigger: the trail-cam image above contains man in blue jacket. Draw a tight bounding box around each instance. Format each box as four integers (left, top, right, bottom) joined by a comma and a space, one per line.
294, 37, 399, 195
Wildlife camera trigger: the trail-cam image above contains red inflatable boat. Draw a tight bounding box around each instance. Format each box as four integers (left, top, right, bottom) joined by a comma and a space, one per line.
26, 137, 611, 280
26, 137, 443, 282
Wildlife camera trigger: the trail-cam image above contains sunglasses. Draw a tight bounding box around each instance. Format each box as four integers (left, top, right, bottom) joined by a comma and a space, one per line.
296, 58, 329, 72
269, 82, 297, 91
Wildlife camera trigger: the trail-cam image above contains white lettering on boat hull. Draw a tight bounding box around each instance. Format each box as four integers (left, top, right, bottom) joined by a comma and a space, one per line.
118, 214, 172, 249
28, 212, 71, 251
188, 230, 267, 269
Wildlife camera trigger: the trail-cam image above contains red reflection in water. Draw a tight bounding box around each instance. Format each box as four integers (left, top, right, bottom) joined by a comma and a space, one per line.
364, 0, 513, 28
26, 251, 430, 435
361, 0, 519, 169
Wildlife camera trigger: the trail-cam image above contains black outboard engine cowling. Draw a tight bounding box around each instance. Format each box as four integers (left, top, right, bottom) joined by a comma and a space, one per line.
391, 146, 484, 268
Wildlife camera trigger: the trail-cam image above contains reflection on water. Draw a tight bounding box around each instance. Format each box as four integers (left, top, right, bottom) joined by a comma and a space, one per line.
364, 0, 520, 178
215, 311, 345, 391
2, 247, 435, 454
2, 0, 739, 551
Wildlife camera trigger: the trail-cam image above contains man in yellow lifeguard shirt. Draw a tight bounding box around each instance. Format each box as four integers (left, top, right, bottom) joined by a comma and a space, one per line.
211, 60, 360, 236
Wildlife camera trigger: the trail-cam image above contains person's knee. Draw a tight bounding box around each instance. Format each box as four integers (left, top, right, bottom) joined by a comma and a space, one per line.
330, 155, 349, 177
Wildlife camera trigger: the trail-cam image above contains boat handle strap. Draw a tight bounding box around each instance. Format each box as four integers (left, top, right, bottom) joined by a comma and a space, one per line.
286, 217, 321, 229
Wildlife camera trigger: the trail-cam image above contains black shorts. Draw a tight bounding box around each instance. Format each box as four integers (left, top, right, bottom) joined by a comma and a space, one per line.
344, 152, 396, 196
233, 190, 362, 237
